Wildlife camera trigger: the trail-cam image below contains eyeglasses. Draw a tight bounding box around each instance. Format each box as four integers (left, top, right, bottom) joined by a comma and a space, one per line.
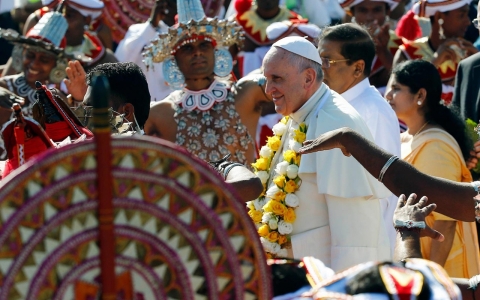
473, 18, 479, 29
320, 57, 350, 69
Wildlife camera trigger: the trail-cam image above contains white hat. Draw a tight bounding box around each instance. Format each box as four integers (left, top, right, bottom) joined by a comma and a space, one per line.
66, 0, 104, 20
272, 36, 322, 65
412, 0, 471, 17
339, 0, 401, 11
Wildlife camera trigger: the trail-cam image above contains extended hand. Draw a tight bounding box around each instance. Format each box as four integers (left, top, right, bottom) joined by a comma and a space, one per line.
298, 128, 351, 156
63, 61, 88, 103
394, 193, 444, 241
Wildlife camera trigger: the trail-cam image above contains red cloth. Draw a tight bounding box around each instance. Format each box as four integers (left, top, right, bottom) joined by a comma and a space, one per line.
396, 10, 422, 40
46, 121, 73, 142
2, 136, 50, 177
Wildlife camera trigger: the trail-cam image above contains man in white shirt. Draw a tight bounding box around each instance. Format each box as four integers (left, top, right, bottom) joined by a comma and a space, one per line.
318, 23, 401, 252
115, 0, 172, 102
257, 36, 391, 271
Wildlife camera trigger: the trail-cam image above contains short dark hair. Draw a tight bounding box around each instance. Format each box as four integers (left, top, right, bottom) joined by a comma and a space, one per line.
319, 23, 376, 76
86, 62, 150, 128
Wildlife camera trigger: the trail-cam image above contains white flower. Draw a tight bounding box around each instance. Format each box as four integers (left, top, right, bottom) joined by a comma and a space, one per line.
261, 237, 273, 253
289, 140, 302, 153
277, 249, 288, 257
262, 212, 274, 223
253, 198, 266, 211
271, 242, 281, 254
272, 122, 287, 136
260, 146, 273, 158
275, 161, 289, 176
285, 193, 300, 208
268, 218, 278, 230
256, 171, 269, 184
266, 185, 281, 198
286, 164, 299, 179
278, 220, 293, 235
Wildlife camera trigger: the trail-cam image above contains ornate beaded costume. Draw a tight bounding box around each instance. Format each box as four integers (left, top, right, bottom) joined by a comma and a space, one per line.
170, 79, 253, 164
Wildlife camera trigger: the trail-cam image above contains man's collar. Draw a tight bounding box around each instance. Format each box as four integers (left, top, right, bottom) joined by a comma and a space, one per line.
290, 83, 327, 124
340, 77, 370, 102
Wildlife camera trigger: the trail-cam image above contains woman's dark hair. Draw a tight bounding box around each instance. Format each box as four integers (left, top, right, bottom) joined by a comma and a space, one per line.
392, 59, 472, 160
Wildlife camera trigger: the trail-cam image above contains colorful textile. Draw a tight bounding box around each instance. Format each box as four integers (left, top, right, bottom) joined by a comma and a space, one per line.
169, 80, 254, 164
235, 6, 304, 46
399, 37, 457, 104
0, 136, 273, 299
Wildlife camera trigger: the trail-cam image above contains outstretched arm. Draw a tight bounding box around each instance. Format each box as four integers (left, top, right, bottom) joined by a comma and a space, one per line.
298, 127, 477, 222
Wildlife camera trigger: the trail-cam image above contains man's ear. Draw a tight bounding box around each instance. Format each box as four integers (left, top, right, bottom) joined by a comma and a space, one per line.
122, 103, 135, 123
353, 60, 365, 78
304, 68, 316, 88
85, 16, 92, 27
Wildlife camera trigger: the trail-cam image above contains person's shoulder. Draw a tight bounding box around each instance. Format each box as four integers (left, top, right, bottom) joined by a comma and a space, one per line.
460, 52, 480, 66
150, 93, 178, 112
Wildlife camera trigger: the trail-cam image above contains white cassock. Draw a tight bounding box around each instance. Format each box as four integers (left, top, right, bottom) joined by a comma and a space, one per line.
267, 83, 392, 272
115, 21, 172, 102
341, 78, 401, 256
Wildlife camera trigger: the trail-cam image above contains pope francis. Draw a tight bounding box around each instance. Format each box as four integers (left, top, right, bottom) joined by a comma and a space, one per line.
256, 36, 392, 272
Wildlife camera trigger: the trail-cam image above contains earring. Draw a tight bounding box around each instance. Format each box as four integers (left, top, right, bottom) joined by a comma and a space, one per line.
213, 48, 233, 77
49, 58, 68, 84
417, 101, 422, 105
84, 24, 90, 32
162, 57, 185, 90
438, 18, 445, 39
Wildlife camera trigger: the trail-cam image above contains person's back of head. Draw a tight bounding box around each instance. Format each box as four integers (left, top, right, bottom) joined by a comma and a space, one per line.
319, 23, 376, 77
86, 62, 150, 128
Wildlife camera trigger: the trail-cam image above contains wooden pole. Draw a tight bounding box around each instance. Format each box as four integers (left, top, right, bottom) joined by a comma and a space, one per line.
92, 74, 116, 299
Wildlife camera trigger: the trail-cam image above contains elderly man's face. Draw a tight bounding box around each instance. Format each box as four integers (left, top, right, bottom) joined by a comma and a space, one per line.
318, 39, 358, 94
174, 39, 215, 80
263, 48, 309, 116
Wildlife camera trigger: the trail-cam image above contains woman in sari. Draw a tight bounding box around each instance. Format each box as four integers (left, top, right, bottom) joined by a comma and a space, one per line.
385, 59, 480, 278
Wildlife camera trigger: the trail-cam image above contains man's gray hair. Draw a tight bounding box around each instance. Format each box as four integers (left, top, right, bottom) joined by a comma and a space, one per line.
277, 47, 323, 82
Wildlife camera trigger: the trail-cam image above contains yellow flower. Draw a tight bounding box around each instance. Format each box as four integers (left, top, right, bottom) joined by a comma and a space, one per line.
294, 129, 306, 143
252, 157, 269, 171
267, 136, 281, 152
280, 116, 289, 124
258, 225, 270, 237
269, 201, 287, 216
284, 180, 298, 193
278, 235, 288, 245
283, 208, 296, 223
247, 201, 254, 210
271, 190, 286, 201
283, 150, 297, 164
273, 175, 286, 189
248, 209, 263, 223
268, 231, 279, 242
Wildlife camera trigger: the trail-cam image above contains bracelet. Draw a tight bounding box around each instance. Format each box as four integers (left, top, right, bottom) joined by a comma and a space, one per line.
394, 219, 426, 231
472, 182, 480, 194
223, 163, 244, 180
469, 275, 480, 290
378, 155, 399, 182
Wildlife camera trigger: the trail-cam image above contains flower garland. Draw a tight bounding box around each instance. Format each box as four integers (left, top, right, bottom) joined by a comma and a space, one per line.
247, 116, 307, 258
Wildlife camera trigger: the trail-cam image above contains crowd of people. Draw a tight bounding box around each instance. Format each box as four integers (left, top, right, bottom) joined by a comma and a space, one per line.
1, 0, 480, 298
